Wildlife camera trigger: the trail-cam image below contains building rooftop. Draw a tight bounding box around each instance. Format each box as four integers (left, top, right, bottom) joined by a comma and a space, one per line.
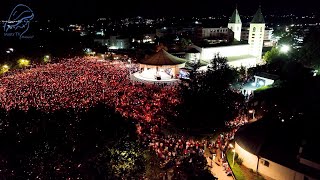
139, 49, 186, 66
229, 8, 242, 24
235, 117, 320, 179
227, 54, 256, 62
255, 72, 280, 80
195, 40, 248, 48
251, 6, 265, 24
185, 48, 200, 53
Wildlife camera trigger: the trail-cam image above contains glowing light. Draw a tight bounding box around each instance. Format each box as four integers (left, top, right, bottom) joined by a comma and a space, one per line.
280, 45, 290, 53
44, 55, 50, 63
3, 65, 9, 69
258, 80, 265, 86
251, 82, 256, 86
18, 59, 30, 67
9, 48, 14, 52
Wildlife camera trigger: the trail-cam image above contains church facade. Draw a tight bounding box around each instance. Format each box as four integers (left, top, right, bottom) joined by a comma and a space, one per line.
191, 6, 266, 68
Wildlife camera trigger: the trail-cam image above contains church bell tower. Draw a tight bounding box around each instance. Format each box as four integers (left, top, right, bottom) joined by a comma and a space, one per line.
228, 6, 242, 41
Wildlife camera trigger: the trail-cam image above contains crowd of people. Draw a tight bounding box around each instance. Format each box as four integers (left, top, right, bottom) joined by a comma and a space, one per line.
0, 56, 248, 178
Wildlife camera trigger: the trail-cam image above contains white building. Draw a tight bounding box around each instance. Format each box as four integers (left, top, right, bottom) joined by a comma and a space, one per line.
249, 6, 265, 60
228, 7, 242, 41
234, 119, 320, 180
241, 27, 274, 47
253, 72, 279, 87
197, 27, 233, 40
192, 6, 266, 68
94, 36, 130, 49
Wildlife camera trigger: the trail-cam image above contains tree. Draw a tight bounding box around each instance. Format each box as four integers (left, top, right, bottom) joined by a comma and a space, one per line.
181, 38, 192, 50
172, 54, 243, 135
298, 28, 320, 68
263, 47, 280, 63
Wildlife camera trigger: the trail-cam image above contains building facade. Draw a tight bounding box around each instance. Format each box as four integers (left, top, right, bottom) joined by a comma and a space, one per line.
234, 119, 320, 180
248, 7, 265, 59
94, 36, 130, 49
192, 6, 266, 68
227, 8, 242, 41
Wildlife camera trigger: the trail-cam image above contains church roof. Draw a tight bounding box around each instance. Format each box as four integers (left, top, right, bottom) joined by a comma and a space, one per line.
139, 49, 186, 66
229, 8, 242, 24
251, 6, 265, 23
186, 48, 200, 53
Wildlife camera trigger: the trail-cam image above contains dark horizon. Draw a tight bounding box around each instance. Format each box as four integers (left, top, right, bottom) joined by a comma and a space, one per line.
0, 0, 319, 22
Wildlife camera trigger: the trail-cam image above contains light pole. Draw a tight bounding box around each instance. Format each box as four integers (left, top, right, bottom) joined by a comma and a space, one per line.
232, 149, 236, 166
128, 59, 132, 76
249, 109, 255, 120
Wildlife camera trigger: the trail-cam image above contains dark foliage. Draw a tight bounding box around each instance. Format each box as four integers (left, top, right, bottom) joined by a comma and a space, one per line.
172, 54, 243, 135
0, 103, 145, 179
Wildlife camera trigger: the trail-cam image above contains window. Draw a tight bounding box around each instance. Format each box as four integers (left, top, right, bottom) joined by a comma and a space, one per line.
253, 27, 256, 32
260, 27, 263, 32
230, 27, 233, 30
260, 159, 270, 167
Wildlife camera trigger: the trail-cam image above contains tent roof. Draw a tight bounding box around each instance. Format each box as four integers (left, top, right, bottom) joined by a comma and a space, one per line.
139, 49, 187, 66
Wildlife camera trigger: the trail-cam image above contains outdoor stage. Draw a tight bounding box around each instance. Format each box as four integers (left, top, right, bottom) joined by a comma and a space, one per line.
132, 72, 179, 84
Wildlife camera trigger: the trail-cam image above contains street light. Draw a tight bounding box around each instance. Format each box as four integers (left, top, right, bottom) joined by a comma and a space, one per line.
18, 59, 30, 67
128, 59, 132, 76
232, 149, 236, 166
44, 55, 51, 63
249, 109, 255, 120
2, 64, 9, 69
1, 64, 10, 74
280, 45, 290, 53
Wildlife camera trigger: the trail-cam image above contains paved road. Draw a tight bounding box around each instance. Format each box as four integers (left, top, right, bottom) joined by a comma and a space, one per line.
206, 156, 234, 180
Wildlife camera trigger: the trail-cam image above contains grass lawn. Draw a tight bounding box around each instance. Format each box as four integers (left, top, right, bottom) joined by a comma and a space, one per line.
255, 85, 272, 92
227, 150, 265, 180
226, 150, 245, 180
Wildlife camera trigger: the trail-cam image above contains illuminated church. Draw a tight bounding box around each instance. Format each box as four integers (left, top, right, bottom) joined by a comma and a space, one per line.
190, 6, 266, 68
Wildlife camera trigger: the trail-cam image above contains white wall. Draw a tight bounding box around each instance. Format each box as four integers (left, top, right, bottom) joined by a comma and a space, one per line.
202, 28, 229, 38
236, 142, 317, 180
186, 53, 200, 63
198, 44, 250, 62
249, 23, 265, 59
258, 157, 312, 180
228, 23, 242, 41
228, 58, 257, 68
235, 142, 258, 170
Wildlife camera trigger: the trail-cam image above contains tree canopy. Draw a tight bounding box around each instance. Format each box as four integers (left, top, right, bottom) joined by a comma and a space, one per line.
297, 28, 320, 68
0, 104, 145, 179
172, 54, 243, 135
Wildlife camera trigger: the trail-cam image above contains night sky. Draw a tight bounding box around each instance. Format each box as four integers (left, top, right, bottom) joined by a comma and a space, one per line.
0, 0, 318, 21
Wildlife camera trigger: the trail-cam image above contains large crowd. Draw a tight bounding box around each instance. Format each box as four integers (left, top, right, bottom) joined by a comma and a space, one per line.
0, 57, 248, 178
